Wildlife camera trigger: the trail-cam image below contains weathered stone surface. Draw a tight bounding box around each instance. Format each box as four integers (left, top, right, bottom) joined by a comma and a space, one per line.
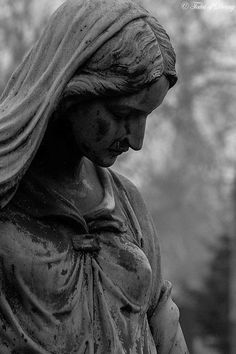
0, 0, 187, 352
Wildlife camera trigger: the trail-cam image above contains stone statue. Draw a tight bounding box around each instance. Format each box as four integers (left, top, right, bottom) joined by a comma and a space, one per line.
0, 0, 189, 352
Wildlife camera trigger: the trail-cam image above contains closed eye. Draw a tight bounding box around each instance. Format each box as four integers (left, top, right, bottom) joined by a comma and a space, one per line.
106, 106, 131, 120
112, 111, 130, 120
106, 101, 155, 122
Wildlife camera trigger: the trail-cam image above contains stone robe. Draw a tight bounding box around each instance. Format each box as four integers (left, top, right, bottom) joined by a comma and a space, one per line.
0, 164, 180, 353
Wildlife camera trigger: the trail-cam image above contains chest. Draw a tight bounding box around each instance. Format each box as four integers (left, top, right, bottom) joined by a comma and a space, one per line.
0, 213, 152, 310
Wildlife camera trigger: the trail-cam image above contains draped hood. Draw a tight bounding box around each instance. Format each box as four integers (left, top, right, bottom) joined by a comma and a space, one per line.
0, 0, 150, 208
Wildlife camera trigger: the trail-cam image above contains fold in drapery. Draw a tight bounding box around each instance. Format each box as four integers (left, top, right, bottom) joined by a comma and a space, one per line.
0, 0, 152, 208
0, 160, 187, 353
0, 163, 159, 353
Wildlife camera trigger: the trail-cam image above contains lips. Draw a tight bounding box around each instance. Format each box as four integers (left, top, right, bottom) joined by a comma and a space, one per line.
109, 141, 129, 154
109, 148, 128, 155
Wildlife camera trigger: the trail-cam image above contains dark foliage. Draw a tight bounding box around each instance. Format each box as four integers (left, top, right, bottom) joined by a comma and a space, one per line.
189, 234, 231, 353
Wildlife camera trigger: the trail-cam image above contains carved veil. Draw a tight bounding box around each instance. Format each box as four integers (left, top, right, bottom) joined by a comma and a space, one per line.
0, 0, 176, 208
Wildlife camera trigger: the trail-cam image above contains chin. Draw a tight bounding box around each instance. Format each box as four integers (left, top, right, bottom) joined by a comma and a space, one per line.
89, 155, 117, 168
96, 159, 117, 168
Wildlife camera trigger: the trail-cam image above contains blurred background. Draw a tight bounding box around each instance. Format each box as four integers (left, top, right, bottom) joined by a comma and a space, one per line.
0, 0, 235, 352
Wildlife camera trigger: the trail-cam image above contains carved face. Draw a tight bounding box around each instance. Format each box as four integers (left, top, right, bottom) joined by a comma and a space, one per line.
67, 75, 169, 167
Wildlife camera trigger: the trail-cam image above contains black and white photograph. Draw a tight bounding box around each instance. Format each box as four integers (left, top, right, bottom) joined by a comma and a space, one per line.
0, 0, 235, 353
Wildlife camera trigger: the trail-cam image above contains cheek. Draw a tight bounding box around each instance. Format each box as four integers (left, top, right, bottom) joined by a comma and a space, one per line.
81, 141, 92, 154
95, 116, 111, 142
80, 117, 111, 154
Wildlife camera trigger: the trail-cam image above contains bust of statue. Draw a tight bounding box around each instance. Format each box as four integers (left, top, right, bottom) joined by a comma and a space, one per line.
0, 0, 188, 353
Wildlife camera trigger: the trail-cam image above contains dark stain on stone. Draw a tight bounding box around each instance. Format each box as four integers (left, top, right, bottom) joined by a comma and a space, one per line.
140, 238, 144, 248
120, 304, 133, 317
20, 333, 28, 344
12, 348, 38, 354
96, 117, 110, 142
118, 249, 137, 272
61, 269, 68, 276
54, 310, 71, 321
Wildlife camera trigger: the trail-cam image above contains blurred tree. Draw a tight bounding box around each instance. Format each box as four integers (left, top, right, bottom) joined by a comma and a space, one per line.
0, 0, 33, 92
189, 234, 231, 354
230, 175, 236, 354
0, 0, 61, 94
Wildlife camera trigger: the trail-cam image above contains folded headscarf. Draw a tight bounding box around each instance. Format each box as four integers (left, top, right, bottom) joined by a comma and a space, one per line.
0, 0, 176, 208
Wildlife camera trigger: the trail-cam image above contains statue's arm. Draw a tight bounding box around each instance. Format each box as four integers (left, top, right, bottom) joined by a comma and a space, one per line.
110, 171, 189, 353
148, 281, 189, 354
145, 215, 189, 353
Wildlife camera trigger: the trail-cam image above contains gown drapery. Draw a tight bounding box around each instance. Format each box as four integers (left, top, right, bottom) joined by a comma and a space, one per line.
0, 161, 176, 353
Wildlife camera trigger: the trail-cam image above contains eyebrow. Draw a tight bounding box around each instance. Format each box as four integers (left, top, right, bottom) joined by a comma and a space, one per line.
108, 103, 159, 116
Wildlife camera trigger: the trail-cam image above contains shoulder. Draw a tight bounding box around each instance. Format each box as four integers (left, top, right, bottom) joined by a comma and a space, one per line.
108, 168, 148, 212
108, 168, 163, 309
108, 168, 159, 247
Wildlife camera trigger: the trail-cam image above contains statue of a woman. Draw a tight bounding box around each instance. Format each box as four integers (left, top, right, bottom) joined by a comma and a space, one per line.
0, 0, 189, 353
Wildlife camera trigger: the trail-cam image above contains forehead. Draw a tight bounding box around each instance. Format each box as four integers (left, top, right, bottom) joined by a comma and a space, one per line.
109, 76, 169, 113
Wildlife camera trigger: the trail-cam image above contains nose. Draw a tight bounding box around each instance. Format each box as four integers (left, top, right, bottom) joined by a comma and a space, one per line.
125, 116, 147, 151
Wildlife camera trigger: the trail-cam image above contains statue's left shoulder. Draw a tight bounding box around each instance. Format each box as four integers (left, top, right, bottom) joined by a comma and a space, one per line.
108, 167, 161, 261
108, 168, 148, 214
